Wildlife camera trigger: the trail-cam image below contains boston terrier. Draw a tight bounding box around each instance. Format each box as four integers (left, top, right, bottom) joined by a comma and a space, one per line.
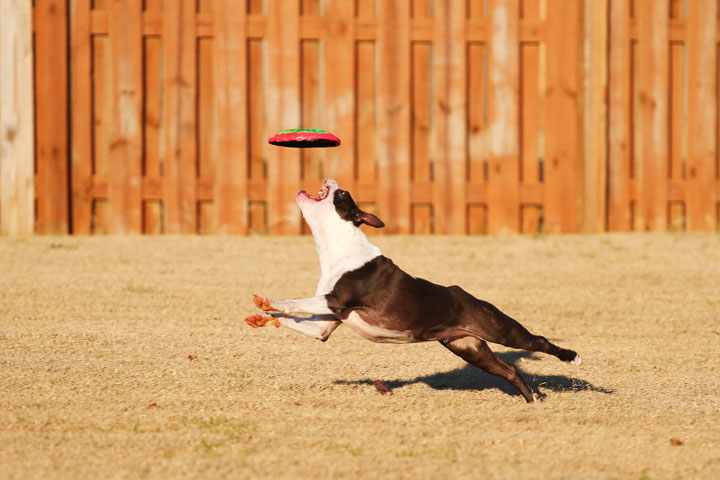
246, 179, 582, 402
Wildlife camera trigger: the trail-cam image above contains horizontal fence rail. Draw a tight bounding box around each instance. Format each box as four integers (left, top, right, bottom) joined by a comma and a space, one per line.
2, 0, 719, 235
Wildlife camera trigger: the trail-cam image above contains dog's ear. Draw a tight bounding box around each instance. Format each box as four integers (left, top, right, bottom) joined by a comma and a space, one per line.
354, 211, 385, 228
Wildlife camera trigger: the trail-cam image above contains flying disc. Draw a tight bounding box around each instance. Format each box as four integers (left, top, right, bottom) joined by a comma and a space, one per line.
268, 128, 341, 148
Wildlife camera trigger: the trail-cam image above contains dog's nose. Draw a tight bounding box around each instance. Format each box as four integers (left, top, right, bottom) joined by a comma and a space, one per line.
323, 179, 338, 189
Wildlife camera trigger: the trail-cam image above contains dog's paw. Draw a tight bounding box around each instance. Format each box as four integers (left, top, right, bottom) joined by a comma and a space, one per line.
253, 294, 274, 312
245, 314, 273, 328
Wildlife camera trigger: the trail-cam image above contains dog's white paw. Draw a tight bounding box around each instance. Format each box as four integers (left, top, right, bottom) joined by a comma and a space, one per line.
570, 354, 583, 366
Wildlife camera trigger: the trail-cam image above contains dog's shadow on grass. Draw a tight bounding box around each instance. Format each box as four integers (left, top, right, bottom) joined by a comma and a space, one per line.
334, 351, 614, 399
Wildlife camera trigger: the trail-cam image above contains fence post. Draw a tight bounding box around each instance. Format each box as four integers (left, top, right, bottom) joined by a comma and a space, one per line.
0, 1, 34, 235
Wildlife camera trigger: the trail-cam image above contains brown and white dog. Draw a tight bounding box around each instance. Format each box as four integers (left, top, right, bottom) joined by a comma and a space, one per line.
246, 179, 581, 402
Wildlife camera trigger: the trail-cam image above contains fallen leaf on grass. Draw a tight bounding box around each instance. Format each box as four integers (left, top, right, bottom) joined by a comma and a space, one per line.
147, 403, 157, 409
373, 380, 392, 395
670, 438, 684, 446
188, 355, 197, 361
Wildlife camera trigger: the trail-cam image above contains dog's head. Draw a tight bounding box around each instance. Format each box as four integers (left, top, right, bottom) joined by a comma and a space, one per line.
296, 179, 385, 231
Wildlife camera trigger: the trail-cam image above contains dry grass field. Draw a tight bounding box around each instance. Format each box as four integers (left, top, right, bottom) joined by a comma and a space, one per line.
1, 233, 719, 479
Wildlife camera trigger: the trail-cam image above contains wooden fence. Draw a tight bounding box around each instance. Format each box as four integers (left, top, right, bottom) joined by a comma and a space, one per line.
1, 0, 719, 235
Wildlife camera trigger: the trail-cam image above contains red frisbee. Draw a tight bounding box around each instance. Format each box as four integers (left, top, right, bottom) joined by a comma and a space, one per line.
268, 128, 341, 148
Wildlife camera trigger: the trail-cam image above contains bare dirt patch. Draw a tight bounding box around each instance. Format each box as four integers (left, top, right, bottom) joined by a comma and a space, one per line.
1, 233, 719, 478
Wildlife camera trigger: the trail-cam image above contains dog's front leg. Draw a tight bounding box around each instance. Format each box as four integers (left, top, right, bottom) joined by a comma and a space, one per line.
252, 294, 334, 316
277, 314, 341, 341
245, 309, 340, 341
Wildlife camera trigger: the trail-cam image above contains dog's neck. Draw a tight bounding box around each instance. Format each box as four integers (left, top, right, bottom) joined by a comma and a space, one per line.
308, 215, 382, 295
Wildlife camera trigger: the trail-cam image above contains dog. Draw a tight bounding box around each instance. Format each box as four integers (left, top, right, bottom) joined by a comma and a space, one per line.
246, 179, 581, 402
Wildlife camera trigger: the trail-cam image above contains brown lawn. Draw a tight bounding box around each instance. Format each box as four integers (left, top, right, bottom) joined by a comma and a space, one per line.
1, 233, 719, 479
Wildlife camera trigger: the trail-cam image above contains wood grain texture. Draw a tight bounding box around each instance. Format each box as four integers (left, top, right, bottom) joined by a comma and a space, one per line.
108, 0, 143, 233
377, 0, 411, 234
432, 0, 466, 234
162, 0, 197, 234
34, 0, 69, 234
69, 0, 93, 234
635, 0, 668, 231
324, 0, 355, 190
266, 0, 301, 234
581, 0, 608, 233
607, 0, 632, 231
486, 0, 520, 234
0, 1, 35, 235
545, 0, 580, 233
214, 0, 248, 234
686, 0, 717, 231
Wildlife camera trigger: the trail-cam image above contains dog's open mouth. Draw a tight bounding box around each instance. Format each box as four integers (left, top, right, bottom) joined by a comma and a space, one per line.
298, 184, 330, 202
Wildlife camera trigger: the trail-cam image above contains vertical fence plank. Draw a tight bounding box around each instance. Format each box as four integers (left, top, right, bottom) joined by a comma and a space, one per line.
0, 1, 34, 235
300, 38, 322, 186
143, 34, 164, 235
519, 0, 541, 234
433, 0, 466, 234
686, 0, 717, 231
34, 0, 69, 234
163, 0, 197, 233
214, 0, 247, 234
69, 0, 93, 234
545, 0, 580, 233
266, 0, 301, 234
378, 0, 411, 234
486, 0, 520, 234
108, 0, 143, 233
355, 39, 377, 199
607, 0, 632, 230
91, 32, 110, 234
411, 39, 431, 234
581, 0, 608, 232
635, 0, 669, 231
668, 34, 685, 231
325, 0, 355, 190
467, 10, 488, 236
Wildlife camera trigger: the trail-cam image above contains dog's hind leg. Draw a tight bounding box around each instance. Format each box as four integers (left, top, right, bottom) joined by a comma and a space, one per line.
466, 300, 582, 365
441, 336, 537, 403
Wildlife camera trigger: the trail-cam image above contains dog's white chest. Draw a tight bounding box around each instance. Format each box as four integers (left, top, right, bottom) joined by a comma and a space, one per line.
342, 311, 416, 344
